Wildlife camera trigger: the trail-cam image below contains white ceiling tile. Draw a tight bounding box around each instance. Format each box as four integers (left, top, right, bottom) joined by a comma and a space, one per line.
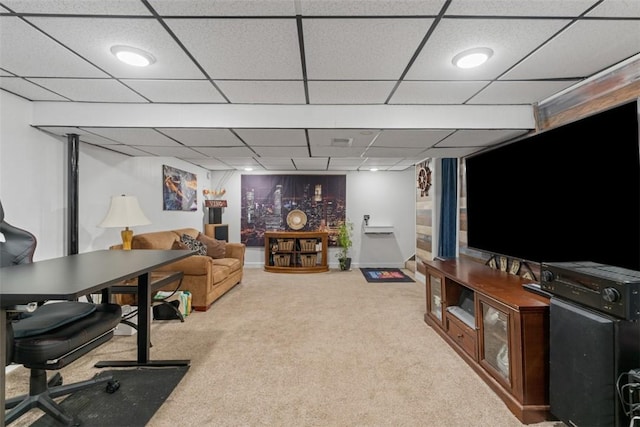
405, 18, 569, 80
167, 19, 302, 79
375, 129, 454, 148
253, 146, 309, 157
234, 129, 307, 146
390, 81, 489, 104
503, 20, 640, 79
36, 126, 82, 137
82, 128, 181, 146
221, 157, 261, 167
28, 78, 147, 102
308, 81, 396, 104
586, 0, 640, 17
364, 147, 426, 157
196, 147, 258, 157
184, 158, 233, 170
28, 17, 204, 79
304, 18, 433, 79
122, 80, 227, 103
0, 17, 108, 78
102, 145, 155, 156
134, 146, 206, 157
446, 0, 597, 16
0, 77, 68, 101
148, 0, 297, 16
300, 0, 446, 15
311, 146, 367, 157
35, 126, 130, 145
440, 129, 529, 147
2, 0, 152, 14
0, 2, 635, 171
361, 158, 404, 166
388, 164, 414, 171
468, 80, 579, 104
292, 158, 328, 170
327, 158, 365, 170
308, 129, 378, 147
421, 146, 483, 158
158, 128, 244, 146
215, 80, 306, 103
256, 158, 297, 170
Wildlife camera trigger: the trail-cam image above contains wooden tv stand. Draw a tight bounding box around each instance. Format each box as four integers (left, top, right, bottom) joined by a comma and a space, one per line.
423, 257, 550, 424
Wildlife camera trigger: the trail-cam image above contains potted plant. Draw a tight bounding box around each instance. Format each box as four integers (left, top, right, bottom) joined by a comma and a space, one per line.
335, 219, 353, 270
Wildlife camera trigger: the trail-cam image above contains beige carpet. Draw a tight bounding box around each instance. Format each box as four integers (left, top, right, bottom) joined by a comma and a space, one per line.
6, 268, 563, 427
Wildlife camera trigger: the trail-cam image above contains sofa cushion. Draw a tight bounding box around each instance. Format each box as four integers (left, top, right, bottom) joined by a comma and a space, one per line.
180, 234, 207, 255
196, 232, 226, 259
211, 265, 230, 283
211, 257, 241, 273
132, 230, 179, 250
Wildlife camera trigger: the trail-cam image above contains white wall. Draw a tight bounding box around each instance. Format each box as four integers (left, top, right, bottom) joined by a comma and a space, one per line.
1, 92, 66, 261
1, 91, 416, 267
80, 143, 211, 252
1, 91, 211, 259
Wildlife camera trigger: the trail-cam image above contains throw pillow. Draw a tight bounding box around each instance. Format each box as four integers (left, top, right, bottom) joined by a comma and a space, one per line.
172, 240, 189, 250
180, 234, 207, 255
196, 232, 227, 259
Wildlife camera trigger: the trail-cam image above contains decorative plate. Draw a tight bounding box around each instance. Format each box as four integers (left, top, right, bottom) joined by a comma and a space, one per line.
287, 209, 307, 230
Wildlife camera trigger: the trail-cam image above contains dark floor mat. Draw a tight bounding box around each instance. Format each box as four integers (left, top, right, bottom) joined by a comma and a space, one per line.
360, 268, 415, 283
29, 366, 189, 426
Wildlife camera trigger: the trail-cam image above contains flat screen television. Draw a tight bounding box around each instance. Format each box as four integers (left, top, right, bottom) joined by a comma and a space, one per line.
464, 100, 640, 271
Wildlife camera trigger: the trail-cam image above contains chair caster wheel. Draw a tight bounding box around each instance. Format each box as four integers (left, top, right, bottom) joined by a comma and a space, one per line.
106, 379, 120, 393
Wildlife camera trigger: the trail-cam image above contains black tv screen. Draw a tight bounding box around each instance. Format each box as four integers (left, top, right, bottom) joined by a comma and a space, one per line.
465, 100, 640, 271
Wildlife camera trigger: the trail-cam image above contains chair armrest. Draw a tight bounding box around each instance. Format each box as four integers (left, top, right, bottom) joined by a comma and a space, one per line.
225, 243, 246, 265
156, 255, 212, 276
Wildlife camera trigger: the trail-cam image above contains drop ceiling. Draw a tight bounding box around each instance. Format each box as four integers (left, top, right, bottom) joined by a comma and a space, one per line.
1, 0, 638, 171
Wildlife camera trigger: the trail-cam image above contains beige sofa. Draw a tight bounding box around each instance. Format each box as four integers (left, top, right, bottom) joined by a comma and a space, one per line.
111, 228, 245, 311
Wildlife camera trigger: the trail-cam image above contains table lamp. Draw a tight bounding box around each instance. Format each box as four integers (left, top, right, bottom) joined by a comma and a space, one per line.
99, 195, 151, 250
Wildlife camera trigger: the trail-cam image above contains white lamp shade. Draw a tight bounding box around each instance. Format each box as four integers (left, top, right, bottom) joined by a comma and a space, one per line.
99, 195, 151, 228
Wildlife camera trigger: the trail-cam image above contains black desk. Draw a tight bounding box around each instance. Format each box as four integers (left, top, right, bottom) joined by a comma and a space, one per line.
0, 249, 194, 426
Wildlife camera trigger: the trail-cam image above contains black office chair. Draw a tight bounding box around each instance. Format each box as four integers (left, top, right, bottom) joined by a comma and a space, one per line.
1, 200, 123, 425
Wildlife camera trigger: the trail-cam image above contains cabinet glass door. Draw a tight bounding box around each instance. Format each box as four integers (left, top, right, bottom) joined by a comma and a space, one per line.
481, 302, 510, 383
429, 274, 443, 322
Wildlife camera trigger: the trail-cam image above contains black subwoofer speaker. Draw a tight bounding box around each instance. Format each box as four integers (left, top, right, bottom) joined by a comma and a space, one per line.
550, 297, 640, 427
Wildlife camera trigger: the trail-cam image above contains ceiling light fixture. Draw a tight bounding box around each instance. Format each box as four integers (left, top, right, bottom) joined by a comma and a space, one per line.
244, 167, 253, 171
111, 45, 156, 67
370, 168, 378, 172
452, 47, 493, 69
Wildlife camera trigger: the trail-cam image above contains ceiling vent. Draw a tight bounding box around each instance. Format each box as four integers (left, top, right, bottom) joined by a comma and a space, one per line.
331, 138, 353, 147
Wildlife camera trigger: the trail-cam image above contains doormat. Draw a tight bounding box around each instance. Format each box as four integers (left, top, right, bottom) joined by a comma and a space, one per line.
31, 366, 189, 426
360, 268, 415, 283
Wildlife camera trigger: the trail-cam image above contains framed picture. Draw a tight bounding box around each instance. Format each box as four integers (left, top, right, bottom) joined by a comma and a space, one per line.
163, 165, 197, 211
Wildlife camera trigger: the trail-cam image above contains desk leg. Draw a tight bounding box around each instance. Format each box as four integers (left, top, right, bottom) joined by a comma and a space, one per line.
1, 308, 6, 427
95, 272, 189, 368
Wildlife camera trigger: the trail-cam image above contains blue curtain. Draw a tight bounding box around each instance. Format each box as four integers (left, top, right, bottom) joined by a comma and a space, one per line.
438, 158, 457, 259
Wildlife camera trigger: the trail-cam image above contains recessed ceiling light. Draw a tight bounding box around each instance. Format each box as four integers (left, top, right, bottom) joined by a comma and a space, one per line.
244, 167, 253, 171
111, 45, 156, 67
452, 47, 493, 69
